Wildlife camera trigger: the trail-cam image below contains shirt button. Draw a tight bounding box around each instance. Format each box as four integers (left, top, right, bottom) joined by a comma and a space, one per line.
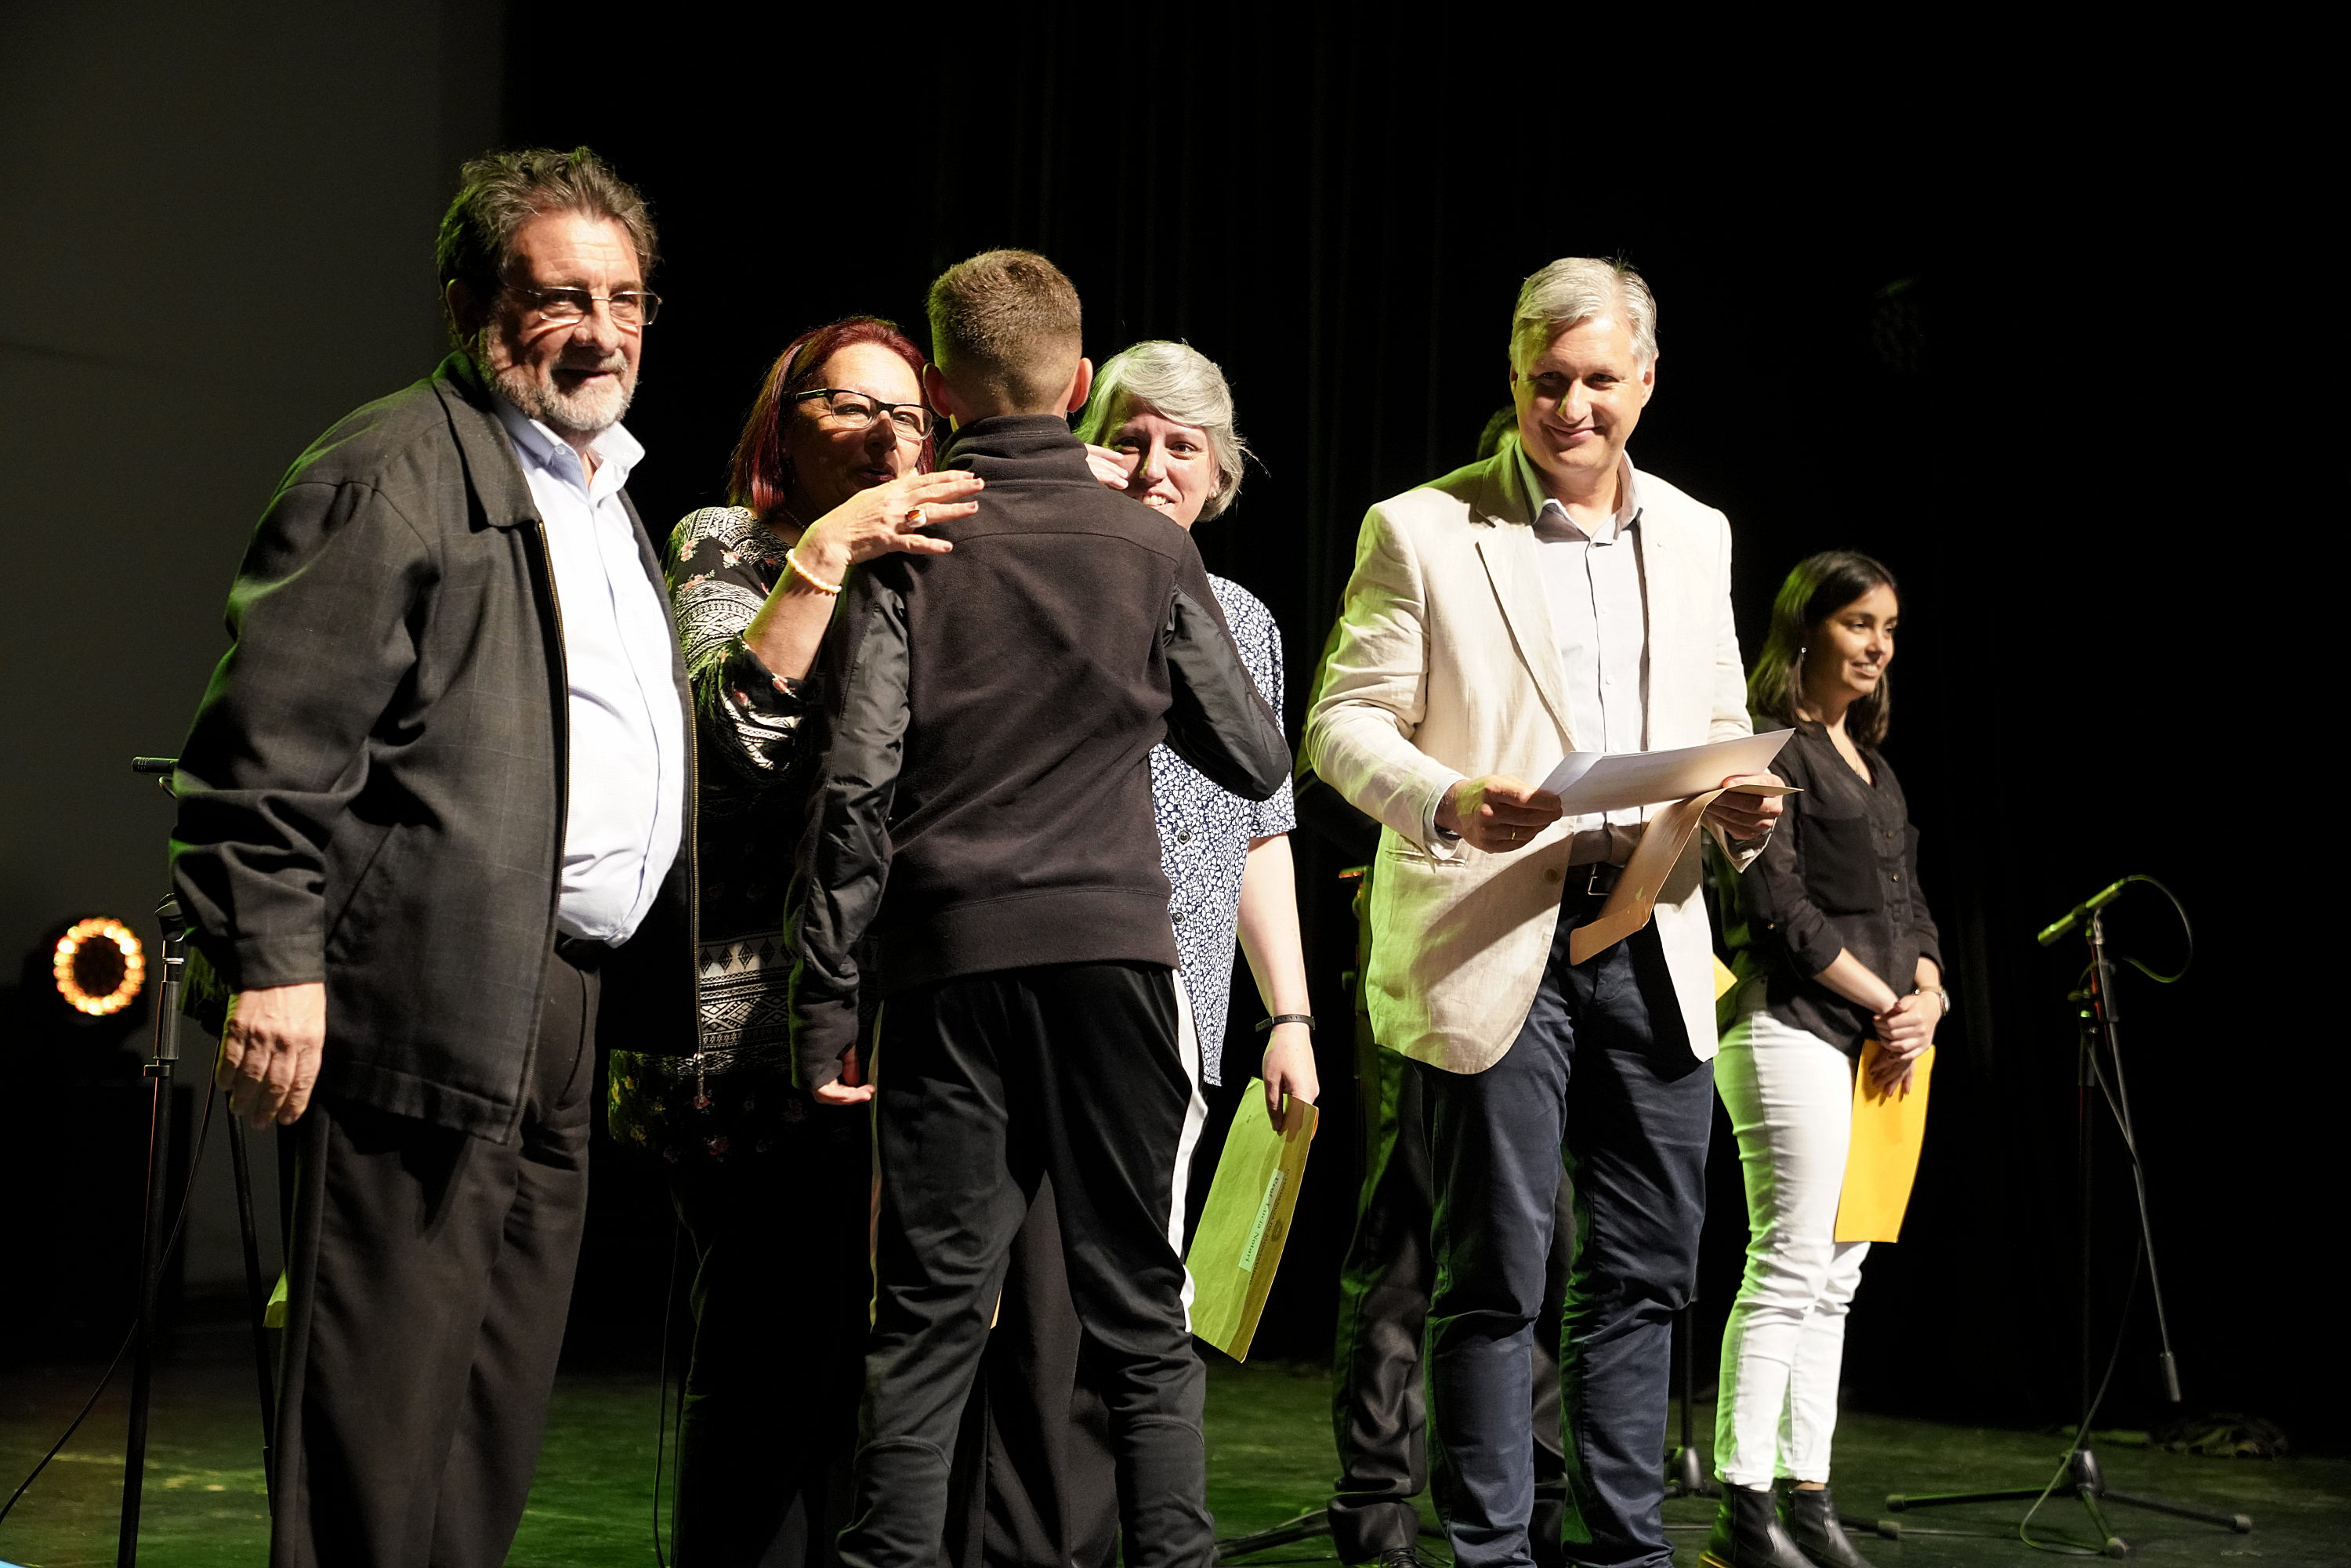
1177, 830, 1192, 843
1544, 869, 1562, 884
1172, 910, 1186, 925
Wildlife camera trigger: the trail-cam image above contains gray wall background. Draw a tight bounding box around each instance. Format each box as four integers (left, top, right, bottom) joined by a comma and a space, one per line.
1, 0, 502, 1285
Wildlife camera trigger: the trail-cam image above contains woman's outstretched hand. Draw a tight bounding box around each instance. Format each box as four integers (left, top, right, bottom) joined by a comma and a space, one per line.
796, 470, 984, 581
1084, 444, 1132, 491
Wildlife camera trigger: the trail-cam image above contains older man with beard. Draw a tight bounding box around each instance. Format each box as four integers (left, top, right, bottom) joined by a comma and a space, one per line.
169, 146, 695, 1568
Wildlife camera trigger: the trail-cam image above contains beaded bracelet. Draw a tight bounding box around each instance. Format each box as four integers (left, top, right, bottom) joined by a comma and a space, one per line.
784, 546, 843, 596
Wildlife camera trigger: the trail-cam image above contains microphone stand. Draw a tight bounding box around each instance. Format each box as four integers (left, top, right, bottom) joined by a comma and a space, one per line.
115, 759, 281, 1566
1885, 901, 2250, 1553
115, 893, 187, 1568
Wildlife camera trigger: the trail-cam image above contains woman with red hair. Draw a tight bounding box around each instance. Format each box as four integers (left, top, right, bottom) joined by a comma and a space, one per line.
610, 317, 980, 1566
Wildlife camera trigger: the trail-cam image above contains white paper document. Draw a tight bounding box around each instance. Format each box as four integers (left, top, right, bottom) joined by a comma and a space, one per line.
1537, 730, 1793, 816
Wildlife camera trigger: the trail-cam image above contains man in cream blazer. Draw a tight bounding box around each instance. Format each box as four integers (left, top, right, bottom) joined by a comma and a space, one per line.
1307, 259, 1779, 1568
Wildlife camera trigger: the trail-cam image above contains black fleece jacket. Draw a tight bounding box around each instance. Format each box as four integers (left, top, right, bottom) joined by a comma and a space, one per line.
787, 415, 1290, 1088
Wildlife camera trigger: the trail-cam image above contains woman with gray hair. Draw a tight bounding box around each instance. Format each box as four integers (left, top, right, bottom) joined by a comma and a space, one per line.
1076, 339, 1315, 1115
1078, 339, 1249, 518
947, 341, 1317, 1568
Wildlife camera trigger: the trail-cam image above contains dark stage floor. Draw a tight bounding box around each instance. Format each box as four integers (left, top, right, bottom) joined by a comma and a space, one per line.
3, 1327, 2342, 1566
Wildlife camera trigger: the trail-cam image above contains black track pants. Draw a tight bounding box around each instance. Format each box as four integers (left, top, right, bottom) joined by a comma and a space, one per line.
944, 1175, 1122, 1568
839, 961, 1213, 1568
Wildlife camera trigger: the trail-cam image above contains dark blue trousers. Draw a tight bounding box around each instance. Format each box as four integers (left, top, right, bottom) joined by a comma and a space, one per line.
1416, 894, 1714, 1568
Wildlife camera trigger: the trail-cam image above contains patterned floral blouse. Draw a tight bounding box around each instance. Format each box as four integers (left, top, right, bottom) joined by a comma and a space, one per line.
608, 505, 819, 1165
1157, 576, 1295, 1085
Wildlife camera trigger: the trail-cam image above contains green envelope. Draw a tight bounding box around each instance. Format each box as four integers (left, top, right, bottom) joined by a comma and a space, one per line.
1186, 1082, 1317, 1360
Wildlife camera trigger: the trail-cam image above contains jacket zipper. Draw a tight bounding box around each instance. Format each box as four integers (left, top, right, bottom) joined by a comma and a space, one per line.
527, 513, 570, 1043
534, 498, 707, 1080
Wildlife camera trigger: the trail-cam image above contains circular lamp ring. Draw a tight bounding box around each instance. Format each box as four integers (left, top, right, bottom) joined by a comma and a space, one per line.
54, 917, 146, 1016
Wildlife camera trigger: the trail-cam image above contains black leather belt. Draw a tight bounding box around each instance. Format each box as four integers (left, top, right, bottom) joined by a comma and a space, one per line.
554, 933, 612, 971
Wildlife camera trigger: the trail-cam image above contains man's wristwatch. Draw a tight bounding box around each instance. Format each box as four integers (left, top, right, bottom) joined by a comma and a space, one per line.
1914, 984, 1951, 1017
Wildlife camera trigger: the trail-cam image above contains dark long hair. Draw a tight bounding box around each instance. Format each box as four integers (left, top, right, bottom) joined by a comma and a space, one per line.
1748, 550, 1900, 748
726, 317, 933, 520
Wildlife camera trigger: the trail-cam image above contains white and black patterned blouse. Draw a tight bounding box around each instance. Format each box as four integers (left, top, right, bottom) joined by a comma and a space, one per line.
610, 505, 817, 1164
1156, 576, 1296, 1085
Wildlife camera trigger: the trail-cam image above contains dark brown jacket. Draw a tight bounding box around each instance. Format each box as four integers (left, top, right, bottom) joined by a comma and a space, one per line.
171, 354, 696, 1140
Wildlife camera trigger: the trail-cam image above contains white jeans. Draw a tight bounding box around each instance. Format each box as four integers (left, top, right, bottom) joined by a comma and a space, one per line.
1712, 1012, 1871, 1487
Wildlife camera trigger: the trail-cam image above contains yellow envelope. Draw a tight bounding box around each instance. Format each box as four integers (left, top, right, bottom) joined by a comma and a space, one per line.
1186, 1084, 1317, 1360
1835, 1041, 1933, 1243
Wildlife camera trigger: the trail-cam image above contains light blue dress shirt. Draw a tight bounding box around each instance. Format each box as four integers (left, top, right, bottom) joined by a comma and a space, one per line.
1422, 440, 1650, 863
1515, 442, 1650, 865
494, 400, 686, 945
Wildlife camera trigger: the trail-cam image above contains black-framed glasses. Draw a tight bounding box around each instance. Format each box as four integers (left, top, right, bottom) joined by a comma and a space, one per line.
793, 388, 933, 440
503, 283, 662, 328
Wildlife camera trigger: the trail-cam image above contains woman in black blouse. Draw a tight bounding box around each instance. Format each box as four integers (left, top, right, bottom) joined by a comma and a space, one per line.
1705, 551, 1943, 1568
609, 317, 981, 1566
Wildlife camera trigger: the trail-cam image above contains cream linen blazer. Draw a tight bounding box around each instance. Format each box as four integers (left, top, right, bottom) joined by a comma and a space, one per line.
1305, 445, 1759, 1076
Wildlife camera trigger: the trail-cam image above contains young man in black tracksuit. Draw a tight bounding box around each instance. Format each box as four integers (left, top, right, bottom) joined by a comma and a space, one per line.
788, 250, 1290, 1568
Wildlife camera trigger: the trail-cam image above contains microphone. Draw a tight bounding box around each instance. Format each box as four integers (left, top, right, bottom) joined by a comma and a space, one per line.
2036, 876, 2132, 947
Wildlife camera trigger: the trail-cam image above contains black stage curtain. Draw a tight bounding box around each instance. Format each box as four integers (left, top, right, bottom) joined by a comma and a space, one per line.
510, 16, 2335, 1442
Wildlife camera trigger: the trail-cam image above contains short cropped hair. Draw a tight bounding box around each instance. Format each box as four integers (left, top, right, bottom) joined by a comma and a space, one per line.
1748, 550, 1900, 747
1509, 257, 1657, 371
437, 147, 657, 327
925, 249, 1082, 411
730, 317, 933, 520
1073, 341, 1250, 521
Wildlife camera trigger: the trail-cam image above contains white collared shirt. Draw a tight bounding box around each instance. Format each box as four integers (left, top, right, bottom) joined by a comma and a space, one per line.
494, 400, 685, 945
1518, 444, 1650, 865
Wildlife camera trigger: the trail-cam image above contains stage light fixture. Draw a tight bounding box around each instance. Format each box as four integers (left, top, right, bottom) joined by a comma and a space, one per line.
53, 916, 146, 1016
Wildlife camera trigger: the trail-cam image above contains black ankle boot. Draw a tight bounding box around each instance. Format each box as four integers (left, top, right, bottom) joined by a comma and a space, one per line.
1781, 1484, 1877, 1568
1698, 1484, 1813, 1568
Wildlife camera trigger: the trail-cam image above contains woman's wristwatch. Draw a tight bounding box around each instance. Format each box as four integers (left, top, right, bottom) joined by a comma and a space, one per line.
1913, 984, 1951, 1017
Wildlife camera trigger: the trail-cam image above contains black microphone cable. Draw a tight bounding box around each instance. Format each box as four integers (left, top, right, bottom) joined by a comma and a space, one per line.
651, 1211, 686, 1567
0, 1074, 224, 1531
2018, 1240, 2148, 1556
